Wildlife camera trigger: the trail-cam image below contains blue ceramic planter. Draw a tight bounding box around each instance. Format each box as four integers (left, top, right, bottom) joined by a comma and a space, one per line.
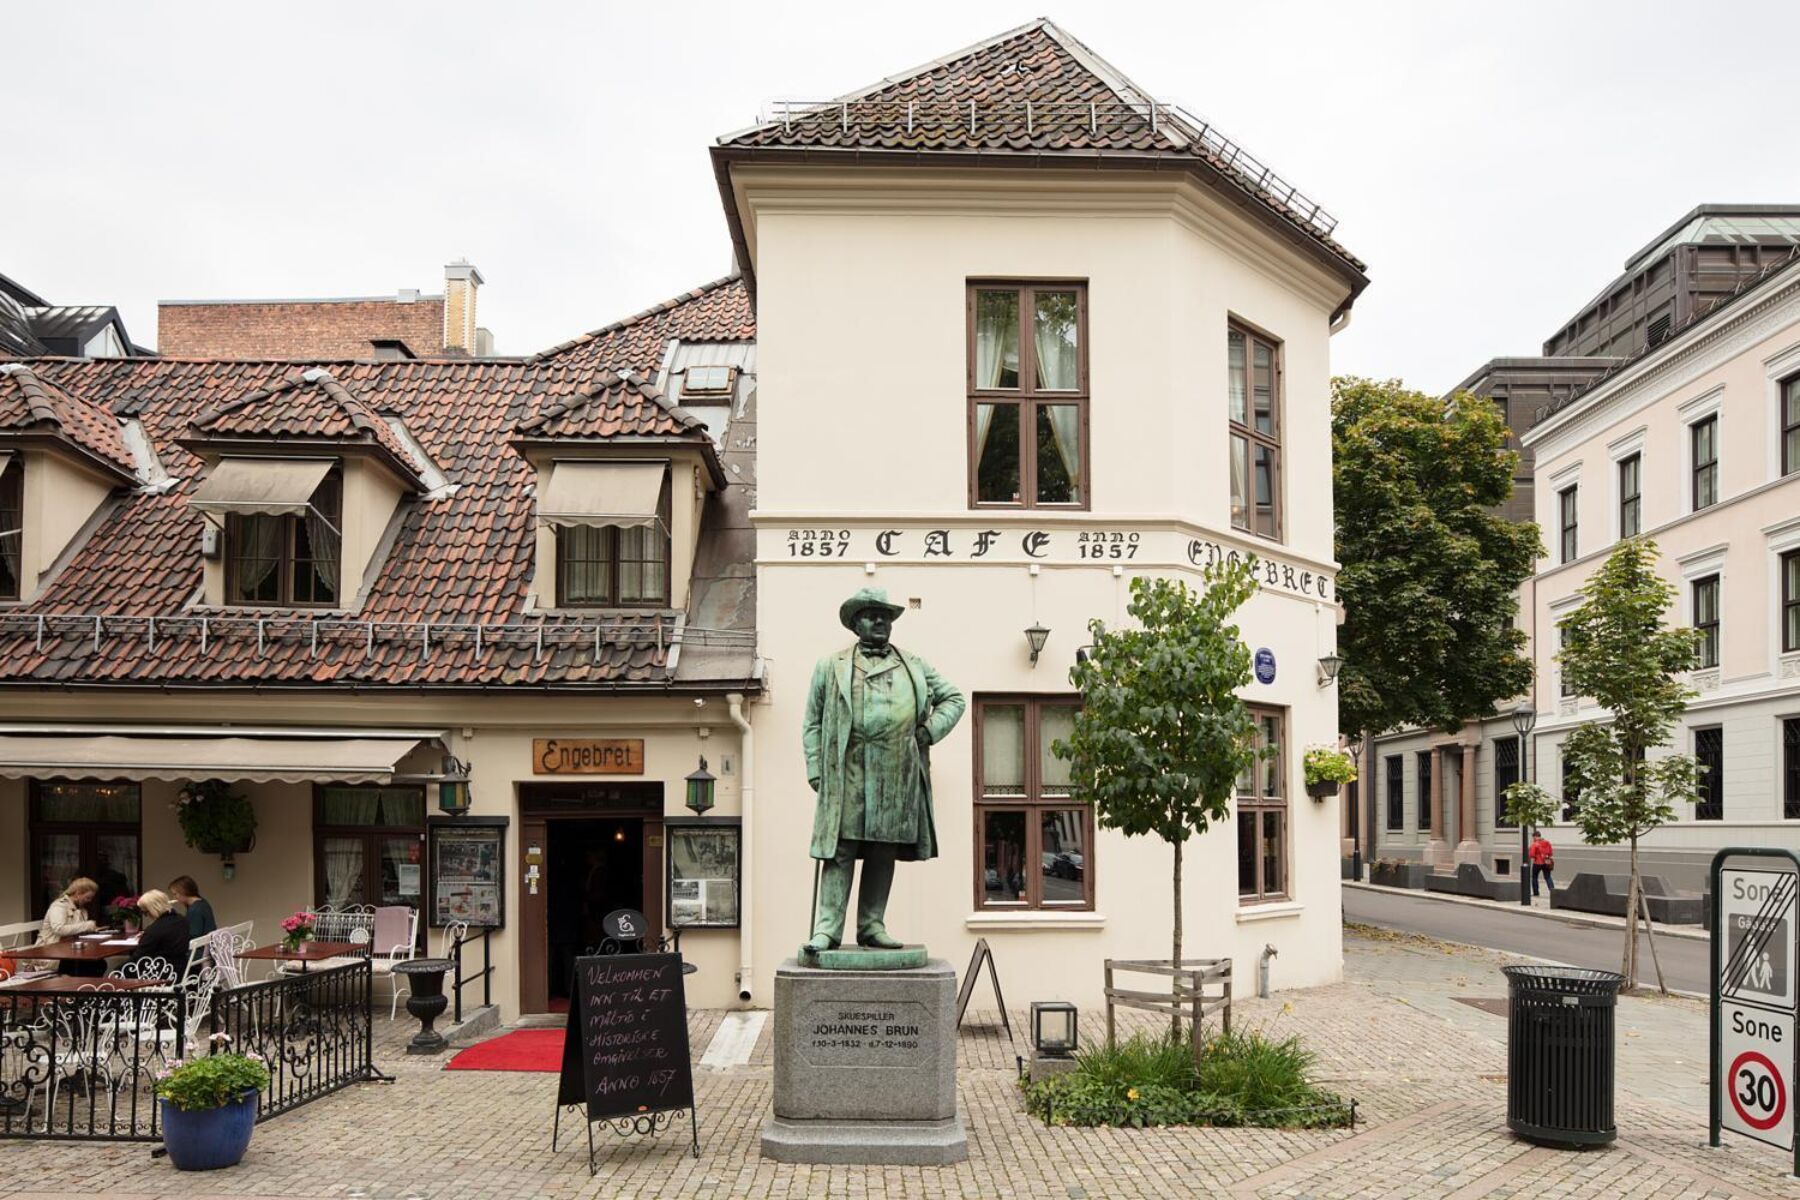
159, 1090, 258, 1171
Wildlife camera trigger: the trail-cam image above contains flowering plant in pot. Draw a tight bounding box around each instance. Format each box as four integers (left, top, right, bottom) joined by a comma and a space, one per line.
173, 780, 257, 856
105, 894, 142, 929
279, 911, 316, 952
1302, 747, 1357, 799
153, 1037, 270, 1171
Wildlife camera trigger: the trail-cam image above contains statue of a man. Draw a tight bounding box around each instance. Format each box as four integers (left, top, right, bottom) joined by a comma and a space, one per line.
802, 588, 966, 955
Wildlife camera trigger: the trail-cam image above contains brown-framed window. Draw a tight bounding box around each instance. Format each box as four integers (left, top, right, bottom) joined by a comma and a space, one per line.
313, 785, 427, 911
1694, 727, 1724, 820
1228, 324, 1282, 539
225, 471, 342, 607
28, 780, 141, 920
1237, 707, 1288, 903
1691, 414, 1719, 511
973, 696, 1091, 910
1558, 485, 1578, 563
1618, 454, 1641, 539
1692, 574, 1720, 669
556, 523, 671, 607
0, 456, 21, 601
967, 282, 1088, 509
1784, 375, 1800, 478
1783, 549, 1800, 654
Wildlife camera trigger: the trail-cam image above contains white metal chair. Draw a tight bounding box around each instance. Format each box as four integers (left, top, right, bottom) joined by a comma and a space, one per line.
37, 998, 116, 1131
108, 956, 176, 983
368, 906, 420, 1019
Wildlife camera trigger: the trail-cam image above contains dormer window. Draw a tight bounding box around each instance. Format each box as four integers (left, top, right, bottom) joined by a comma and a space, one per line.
192, 458, 343, 608
0, 455, 20, 601
543, 460, 670, 608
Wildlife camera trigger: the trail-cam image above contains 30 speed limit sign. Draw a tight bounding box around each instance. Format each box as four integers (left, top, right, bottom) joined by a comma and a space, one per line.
1721, 1002, 1795, 1148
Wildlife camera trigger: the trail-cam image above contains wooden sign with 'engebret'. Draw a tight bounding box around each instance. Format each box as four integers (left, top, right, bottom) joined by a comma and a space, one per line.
533, 738, 646, 775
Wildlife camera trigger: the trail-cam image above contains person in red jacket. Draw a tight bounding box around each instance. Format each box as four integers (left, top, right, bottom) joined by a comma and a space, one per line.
1528, 831, 1555, 899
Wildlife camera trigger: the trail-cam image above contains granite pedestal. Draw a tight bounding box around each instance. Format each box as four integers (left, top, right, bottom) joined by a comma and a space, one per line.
760, 956, 967, 1164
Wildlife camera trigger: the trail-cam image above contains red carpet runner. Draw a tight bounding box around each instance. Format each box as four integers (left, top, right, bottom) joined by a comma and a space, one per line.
444, 1028, 564, 1072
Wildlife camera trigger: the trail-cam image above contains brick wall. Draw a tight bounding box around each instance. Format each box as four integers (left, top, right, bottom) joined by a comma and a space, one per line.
156, 297, 449, 358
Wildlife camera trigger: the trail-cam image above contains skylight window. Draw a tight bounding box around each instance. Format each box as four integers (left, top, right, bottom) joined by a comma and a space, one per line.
681, 365, 735, 399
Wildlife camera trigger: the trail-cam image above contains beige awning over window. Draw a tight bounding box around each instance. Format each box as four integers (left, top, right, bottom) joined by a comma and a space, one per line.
539, 460, 666, 530
0, 734, 428, 784
189, 458, 335, 518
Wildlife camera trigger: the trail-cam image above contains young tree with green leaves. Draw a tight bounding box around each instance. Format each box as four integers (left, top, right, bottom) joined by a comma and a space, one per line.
1054, 561, 1261, 1035
1332, 378, 1539, 740
1504, 538, 1702, 991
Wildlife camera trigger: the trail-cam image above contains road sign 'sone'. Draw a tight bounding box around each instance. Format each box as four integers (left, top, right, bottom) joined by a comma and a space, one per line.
1721, 1004, 1794, 1150
1721, 868, 1798, 1010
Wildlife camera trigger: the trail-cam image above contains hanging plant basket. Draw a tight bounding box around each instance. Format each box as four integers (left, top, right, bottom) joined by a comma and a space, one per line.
174, 781, 258, 858
1306, 779, 1340, 800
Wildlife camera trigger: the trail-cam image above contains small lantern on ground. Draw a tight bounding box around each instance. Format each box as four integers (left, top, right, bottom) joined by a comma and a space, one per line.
437, 755, 472, 817
685, 757, 717, 816
1030, 1000, 1079, 1058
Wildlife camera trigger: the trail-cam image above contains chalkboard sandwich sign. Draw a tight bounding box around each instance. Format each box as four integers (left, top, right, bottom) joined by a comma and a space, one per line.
552, 952, 700, 1170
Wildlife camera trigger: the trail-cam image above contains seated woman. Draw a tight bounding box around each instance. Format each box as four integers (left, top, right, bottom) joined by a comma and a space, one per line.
36, 876, 104, 977
169, 876, 217, 938
130, 889, 191, 979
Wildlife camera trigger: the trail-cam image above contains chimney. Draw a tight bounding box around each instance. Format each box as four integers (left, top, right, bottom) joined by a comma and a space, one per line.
442, 259, 483, 354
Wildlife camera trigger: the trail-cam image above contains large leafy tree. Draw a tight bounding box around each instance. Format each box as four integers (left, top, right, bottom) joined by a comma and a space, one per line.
1505, 538, 1702, 991
1332, 378, 1539, 737
1054, 562, 1261, 1034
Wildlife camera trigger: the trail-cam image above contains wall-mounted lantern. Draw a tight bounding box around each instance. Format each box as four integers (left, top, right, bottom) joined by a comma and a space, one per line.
685, 756, 717, 816
437, 754, 473, 817
1025, 623, 1051, 667
1316, 651, 1345, 689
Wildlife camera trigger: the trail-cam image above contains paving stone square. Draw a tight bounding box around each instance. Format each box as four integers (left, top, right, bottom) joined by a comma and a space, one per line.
3, 928, 1796, 1199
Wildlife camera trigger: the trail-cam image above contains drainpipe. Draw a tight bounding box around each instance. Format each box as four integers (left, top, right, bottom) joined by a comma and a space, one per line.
1258, 943, 1278, 999
727, 693, 754, 1004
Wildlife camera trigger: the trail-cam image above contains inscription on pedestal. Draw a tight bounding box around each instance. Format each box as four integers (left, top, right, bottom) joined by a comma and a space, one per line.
800, 1000, 928, 1066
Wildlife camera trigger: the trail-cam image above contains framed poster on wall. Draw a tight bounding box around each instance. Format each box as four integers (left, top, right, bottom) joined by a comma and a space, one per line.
665, 819, 740, 929
427, 817, 508, 929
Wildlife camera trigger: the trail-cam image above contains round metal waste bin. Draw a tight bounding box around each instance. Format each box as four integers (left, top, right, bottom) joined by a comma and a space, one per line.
1503, 965, 1624, 1146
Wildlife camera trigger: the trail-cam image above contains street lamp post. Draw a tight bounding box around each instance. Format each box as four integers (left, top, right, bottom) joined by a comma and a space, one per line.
1511, 701, 1537, 908
1347, 738, 1364, 882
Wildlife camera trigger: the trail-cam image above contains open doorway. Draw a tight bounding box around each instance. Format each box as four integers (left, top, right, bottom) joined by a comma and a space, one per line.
545, 819, 644, 1009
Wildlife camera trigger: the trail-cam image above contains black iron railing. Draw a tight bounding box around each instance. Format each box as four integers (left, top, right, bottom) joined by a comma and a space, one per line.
449, 928, 493, 1024
1, 962, 383, 1141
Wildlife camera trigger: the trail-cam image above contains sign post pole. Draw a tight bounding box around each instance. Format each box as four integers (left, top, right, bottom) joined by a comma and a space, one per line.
1708, 847, 1800, 1177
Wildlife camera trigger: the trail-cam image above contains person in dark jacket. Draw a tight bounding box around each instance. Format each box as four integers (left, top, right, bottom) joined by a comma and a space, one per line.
169, 876, 217, 938
129, 889, 191, 978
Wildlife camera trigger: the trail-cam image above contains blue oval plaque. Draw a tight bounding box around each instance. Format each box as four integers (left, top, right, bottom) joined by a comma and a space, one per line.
1254, 647, 1277, 685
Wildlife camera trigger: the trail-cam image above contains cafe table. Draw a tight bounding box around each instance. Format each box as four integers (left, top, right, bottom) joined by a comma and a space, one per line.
235, 940, 366, 972
20, 934, 139, 968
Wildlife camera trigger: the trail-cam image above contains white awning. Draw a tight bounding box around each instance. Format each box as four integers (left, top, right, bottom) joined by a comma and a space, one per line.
189, 458, 334, 518
539, 461, 666, 530
0, 734, 430, 784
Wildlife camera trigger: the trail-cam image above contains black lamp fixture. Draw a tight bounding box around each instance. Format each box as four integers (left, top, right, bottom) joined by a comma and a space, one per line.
685, 756, 717, 816
1030, 1000, 1079, 1058
1024, 623, 1051, 667
437, 754, 473, 817
1316, 651, 1345, 688
1511, 700, 1538, 908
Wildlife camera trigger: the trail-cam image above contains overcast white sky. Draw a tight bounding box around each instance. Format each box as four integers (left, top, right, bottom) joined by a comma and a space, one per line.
6, 1, 1797, 392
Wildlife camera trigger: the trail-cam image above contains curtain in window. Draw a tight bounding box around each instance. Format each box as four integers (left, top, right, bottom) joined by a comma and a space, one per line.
1032, 292, 1078, 390
1042, 406, 1081, 494
0, 530, 19, 595
237, 516, 283, 594
1229, 435, 1249, 526
323, 837, 365, 907
323, 789, 382, 826
981, 705, 1026, 795
974, 293, 1019, 389
973, 404, 996, 467
305, 507, 340, 594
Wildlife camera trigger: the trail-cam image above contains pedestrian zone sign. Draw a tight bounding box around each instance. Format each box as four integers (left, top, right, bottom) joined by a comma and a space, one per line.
1713, 853, 1800, 1161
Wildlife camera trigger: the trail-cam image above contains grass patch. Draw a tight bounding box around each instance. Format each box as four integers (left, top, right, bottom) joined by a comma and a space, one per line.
1022, 1026, 1353, 1129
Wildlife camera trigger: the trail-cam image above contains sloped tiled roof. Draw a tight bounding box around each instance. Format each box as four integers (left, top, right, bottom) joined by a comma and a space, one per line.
529, 277, 754, 371
187, 366, 423, 485
0, 363, 135, 476
0, 356, 728, 689
713, 19, 1365, 285
513, 369, 701, 441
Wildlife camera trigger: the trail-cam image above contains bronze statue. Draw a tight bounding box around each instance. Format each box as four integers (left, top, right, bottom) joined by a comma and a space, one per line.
802, 587, 965, 955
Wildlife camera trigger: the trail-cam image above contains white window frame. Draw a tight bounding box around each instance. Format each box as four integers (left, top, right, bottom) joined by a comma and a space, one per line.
1679, 385, 1725, 517
1607, 426, 1646, 544
1768, 514, 1800, 680
1762, 339, 1800, 483
1679, 543, 1728, 689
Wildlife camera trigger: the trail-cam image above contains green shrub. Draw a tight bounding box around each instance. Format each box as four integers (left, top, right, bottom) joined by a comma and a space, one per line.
154, 1047, 270, 1112
1022, 1027, 1351, 1130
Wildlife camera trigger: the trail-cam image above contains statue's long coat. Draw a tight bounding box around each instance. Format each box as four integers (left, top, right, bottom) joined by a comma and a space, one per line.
802, 645, 966, 862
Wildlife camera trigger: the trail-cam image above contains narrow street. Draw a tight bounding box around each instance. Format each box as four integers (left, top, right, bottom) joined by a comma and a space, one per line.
1343, 884, 1712, 994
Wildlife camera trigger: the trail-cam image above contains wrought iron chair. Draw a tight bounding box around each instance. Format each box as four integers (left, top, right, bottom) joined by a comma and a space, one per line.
108, 956, 177, 983
37, 997, 116, 1132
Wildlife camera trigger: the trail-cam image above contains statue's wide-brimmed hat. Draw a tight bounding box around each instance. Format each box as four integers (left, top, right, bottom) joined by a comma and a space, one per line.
839, 587, 905, 631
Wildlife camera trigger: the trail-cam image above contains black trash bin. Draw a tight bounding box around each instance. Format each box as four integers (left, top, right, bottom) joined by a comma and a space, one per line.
1503, 965, 1624, 1146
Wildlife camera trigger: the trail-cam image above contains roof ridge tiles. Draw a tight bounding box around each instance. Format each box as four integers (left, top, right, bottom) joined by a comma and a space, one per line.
526, 275, 748, 364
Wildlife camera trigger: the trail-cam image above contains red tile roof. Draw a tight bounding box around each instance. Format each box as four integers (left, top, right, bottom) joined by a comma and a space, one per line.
0, 363, 136, 477
529, 276, 754, 371
0, 356, 728, 689
712, 20, 1364, 285
187, 366, 425, 486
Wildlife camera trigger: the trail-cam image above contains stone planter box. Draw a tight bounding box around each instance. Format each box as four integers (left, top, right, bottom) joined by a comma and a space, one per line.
1550, 873, 1704, 925
1370, 861, 1428, 890
1424, 863, 1521, 903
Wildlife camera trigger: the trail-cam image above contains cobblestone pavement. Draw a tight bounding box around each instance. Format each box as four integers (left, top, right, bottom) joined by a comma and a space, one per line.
3, 929, 1796, 1200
